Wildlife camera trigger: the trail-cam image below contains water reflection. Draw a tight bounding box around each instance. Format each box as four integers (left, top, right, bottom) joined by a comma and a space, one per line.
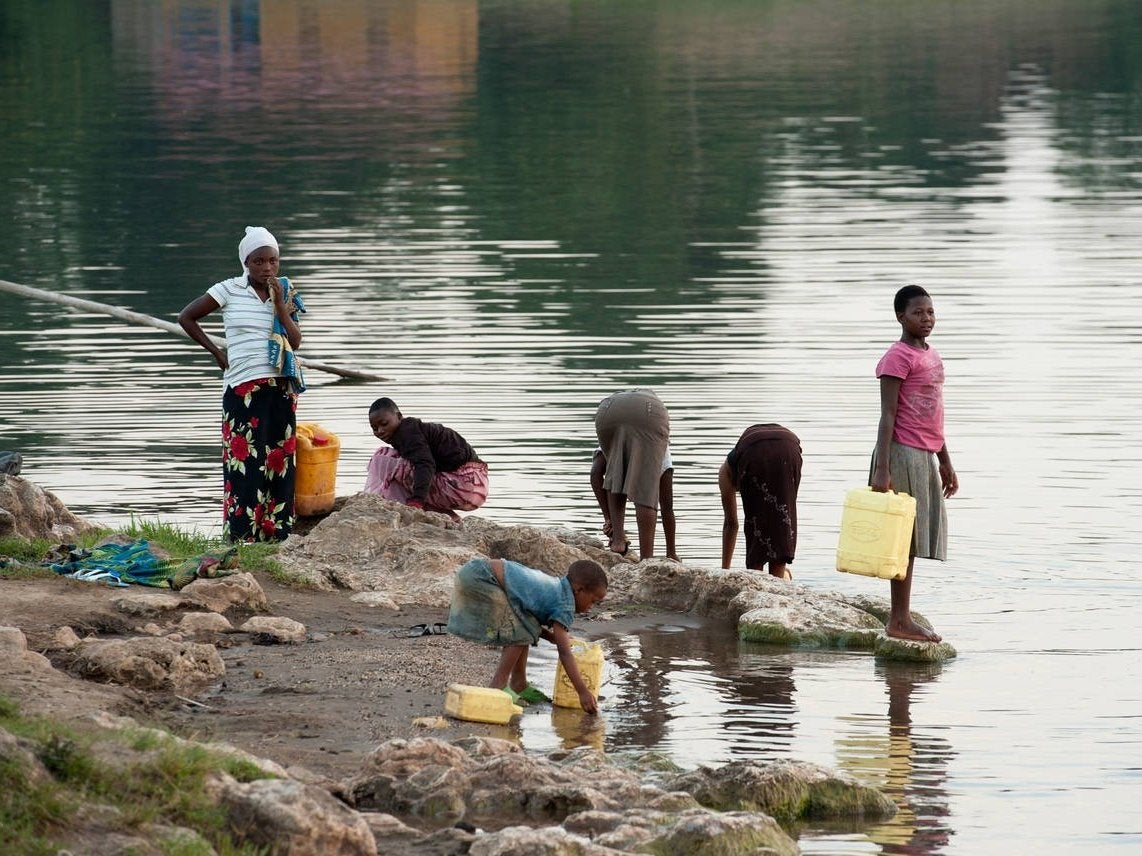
836, 663, 954, 854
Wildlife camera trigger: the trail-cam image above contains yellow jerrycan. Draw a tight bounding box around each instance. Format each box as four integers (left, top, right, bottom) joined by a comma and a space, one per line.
294, 423, 340, 516
553, 638, 605, 709
836, 487, 916, 580
444, 683, 523, 725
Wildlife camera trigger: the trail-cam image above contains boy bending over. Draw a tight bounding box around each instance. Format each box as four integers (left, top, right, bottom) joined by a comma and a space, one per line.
446, 557, 608, 714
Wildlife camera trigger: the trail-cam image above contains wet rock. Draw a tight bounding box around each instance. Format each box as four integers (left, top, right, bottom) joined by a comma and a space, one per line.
211, 774, 377, 856
468, 825, 623, 855
182, 573, 269, 614
874, 635, 957, 662
72, 637, 225, 691
349, 738, 706, 835
240, 615, 306, 644
734, 587, 885, 649
0, 473, 94, 540
668, 757, 897, 822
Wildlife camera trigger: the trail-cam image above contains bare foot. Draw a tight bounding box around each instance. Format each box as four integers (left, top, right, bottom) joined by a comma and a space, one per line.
608, 538, 630, 556
667, 552, 680, 562
886, 619, 942, 643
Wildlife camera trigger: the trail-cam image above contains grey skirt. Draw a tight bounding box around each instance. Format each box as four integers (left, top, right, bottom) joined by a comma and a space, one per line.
870, 441, 947, 561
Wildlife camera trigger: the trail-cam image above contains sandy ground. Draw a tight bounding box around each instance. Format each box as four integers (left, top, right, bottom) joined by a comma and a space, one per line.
0, 572, 626, 781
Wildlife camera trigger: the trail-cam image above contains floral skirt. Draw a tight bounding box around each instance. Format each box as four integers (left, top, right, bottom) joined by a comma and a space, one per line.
221, 378, 298, 543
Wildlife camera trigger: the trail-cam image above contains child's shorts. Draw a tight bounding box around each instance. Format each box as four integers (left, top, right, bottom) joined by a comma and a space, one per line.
446, 558, 541, 645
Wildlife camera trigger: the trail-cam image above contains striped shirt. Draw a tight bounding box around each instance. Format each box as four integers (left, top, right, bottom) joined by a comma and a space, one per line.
207, 276, 281, 389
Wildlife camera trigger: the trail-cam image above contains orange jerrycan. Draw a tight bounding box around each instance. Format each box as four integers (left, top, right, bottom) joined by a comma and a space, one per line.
294, 423, 340, 516
836, 487, 916, 580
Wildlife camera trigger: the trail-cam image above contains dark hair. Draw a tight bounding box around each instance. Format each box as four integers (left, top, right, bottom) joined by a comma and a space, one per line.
567, 559, 608, 592
369, 397, 399, 415
894, 284, 930, 314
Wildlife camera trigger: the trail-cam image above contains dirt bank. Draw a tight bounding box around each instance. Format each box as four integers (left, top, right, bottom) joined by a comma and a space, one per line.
0, 572, 634, 781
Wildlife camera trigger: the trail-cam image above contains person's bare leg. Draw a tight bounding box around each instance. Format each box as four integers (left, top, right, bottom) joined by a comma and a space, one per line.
659, 469, 679, 560
508, 646, 530, 694
607, 492, 629, 553
491, 644, 527, 689
887, 555, 941, 642
591, 452, 612, 538
768, 561, 790, 580
634, 502, 657, 559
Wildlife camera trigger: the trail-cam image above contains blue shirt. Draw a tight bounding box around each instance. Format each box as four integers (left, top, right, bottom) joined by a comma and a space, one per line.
502, 560, 576, 630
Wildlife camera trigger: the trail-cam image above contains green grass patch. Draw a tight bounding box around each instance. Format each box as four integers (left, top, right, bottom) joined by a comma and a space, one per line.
0, 695, 274, 855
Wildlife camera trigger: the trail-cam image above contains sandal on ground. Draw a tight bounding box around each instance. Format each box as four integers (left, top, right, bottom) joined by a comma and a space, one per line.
517, 685, 551, 705
407, 622, 448, 637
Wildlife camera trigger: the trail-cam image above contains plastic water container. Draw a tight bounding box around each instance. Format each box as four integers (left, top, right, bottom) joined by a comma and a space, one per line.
553, 639, 605, 709
294, 423, 340, 516
444, 683, 523, 725
836, 487, 916, 580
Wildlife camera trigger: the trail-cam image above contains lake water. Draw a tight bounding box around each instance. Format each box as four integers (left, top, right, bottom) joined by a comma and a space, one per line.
3, 1, 1142, 852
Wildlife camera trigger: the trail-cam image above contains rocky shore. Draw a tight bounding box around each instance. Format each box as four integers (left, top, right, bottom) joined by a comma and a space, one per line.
0, 474, 953, 854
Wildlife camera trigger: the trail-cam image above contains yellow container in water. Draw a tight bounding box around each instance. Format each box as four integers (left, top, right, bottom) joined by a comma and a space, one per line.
294, 423, 340, 516
836, 487, 916, 581
553, 639, 605, 709
444, 683, 523, 725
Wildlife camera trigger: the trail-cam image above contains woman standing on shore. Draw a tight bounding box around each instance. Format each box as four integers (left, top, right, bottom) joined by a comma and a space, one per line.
178, 226, 306, 543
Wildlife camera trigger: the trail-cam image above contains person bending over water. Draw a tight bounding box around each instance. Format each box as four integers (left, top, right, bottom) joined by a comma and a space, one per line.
447, 557, 608, 713
592, 388, 671, 558
591, 445, 678, 561
364, 397, 488, 519
718, 424, 802, 579
871, 284, 959, 643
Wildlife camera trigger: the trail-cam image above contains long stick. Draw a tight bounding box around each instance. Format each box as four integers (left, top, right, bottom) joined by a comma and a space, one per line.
0, 278, 389, 382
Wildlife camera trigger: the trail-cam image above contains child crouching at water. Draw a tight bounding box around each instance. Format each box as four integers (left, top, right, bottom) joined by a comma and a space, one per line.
446, 558, 608, 714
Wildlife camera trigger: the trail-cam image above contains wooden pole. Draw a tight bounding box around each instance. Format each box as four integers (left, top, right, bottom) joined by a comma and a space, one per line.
0, 278, 389, 382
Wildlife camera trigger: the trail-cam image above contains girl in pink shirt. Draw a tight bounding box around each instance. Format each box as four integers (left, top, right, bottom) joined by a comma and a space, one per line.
871, 285, 959, 643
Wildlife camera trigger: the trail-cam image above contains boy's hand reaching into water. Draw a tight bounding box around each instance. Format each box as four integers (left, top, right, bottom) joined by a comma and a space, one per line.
578, 688, 598, 715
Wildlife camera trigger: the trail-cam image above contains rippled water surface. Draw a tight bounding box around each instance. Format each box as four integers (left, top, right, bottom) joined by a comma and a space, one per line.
3, 1, 1142, 852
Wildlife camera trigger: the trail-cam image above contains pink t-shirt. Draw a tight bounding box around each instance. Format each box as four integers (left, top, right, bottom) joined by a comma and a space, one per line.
876, 341, 945, 453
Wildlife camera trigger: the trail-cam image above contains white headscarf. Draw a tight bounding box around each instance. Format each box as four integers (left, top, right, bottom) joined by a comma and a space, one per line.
238, 226, 279, 272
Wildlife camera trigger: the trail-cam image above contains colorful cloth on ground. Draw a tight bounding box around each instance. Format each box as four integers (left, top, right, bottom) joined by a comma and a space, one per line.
365, 448, 488, 512
727, 424, 802, 568
222, 377, 298, 543
876, 341, 945, 453
870, 441, 947, 561
266, 276, 306, 394
46, 540, 239, 589
446, 558, 575, 645
594, 388, 670, 508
